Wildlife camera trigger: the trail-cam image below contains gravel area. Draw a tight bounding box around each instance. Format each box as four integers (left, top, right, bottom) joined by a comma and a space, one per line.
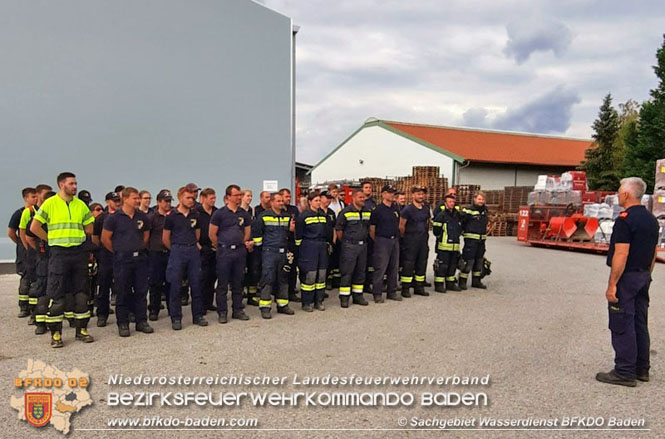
1, 237, 663, 438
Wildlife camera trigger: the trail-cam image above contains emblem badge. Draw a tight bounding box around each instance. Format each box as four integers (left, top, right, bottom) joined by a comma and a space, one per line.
239, 217, 244, 226
137, 220, 144, 229
25, 393, 52, 427
190, 219, 197, 228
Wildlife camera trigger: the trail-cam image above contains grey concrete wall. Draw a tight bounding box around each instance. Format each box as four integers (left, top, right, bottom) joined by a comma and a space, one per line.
0, 0, 293, 260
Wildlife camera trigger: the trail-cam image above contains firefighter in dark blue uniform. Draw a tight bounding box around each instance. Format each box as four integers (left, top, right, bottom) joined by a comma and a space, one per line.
245, 191, 271, 306
92, 192, 121, 326
147, 190, 172, 321
209, 184, 252, 323
252, 192, 295, 319
369, 185, 401, 302
459, 192, 488, 290
101, 187, 154, 337
280, 188, 301, 303
432, 194, 463, 293
11, 188, 37, 318
19, 189, 52, 334
295, 193, 329, 311
399, 186, 431, 297
320, 191, 340, 290
196, 188, 218, 312
362, 181, 377, 293
335, 189, 371, 308
163, 186, 208, 330
596, 177, 659, 387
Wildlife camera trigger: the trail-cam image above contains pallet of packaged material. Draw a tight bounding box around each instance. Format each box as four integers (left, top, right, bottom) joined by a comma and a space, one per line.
654, 190, 665, 218
656, 159, 665, 190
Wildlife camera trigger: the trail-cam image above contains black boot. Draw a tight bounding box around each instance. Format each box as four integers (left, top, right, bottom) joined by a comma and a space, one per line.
51, 330, 63, 348
18, 307, 30, 318
471, 277, 487, 289
118, 323, 130, 337
401, 285, 412, 298
447, 280, 462, 291
352, 293, 368, 306
136, 321, 154, 333
277, 305, 295, 315
35, 324, 47, 335
434, 282, 446, 293
414, 284, 429, 296
75, 327, 95, 343
340, 295, 350, 308
458, 275, 468, 290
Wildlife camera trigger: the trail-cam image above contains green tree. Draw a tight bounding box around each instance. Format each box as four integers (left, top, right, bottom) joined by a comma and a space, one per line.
614, 99, 640, 167
581, 93, 620, 190
623, 34, 665, 191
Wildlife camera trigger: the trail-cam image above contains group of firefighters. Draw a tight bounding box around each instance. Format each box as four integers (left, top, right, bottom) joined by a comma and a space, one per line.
8, 172, 491, 348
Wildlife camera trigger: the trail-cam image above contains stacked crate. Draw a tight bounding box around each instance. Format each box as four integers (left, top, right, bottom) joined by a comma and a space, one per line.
503, 186, 532, 213
486, 212, 519, 237
390, 166, 449, 205
453, 184, 481, 205
483, 190, 505, 208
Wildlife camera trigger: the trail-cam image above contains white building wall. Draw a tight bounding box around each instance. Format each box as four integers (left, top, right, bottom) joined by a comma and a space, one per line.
311, 125, 455, 184
457, 166, 516, 189
458, 163, 571, 189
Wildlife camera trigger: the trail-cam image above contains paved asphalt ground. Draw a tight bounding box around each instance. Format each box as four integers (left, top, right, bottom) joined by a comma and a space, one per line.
1, 237, 663, 438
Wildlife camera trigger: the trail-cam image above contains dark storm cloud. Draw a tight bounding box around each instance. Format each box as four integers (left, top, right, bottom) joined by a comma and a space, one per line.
462, 86, 581, 134
493, 86, 581, 133
503, 20, 572, 64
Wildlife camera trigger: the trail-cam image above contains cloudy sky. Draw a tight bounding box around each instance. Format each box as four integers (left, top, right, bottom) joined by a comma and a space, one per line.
259, 0, 665, 165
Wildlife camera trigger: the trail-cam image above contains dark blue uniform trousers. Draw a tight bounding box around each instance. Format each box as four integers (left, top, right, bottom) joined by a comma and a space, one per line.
259, 247, 288, 308
166, 244, 204, 321
96, 249, 114, 318
114, 252, 149, 326
200, 248, 217, 309
373, 236, 399, 297
298, 240, 328, 305
609, 271, 651, 379
216, 246, 247, 315
148, 250, 169, 315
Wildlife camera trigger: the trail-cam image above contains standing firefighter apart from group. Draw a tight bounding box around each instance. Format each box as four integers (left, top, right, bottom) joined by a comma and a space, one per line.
30, 172, 95, 348
596, 177, 659, 388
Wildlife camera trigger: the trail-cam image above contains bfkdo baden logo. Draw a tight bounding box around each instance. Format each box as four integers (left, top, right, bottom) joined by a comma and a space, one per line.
25, 393, 52, 427
11, 360, 92, 435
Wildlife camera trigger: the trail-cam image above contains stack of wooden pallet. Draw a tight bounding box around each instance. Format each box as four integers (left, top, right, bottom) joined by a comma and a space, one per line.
503, 186, 532, 213
486, 212, 519, 237
388, 166, 449, 205
453, 184, 481, 205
